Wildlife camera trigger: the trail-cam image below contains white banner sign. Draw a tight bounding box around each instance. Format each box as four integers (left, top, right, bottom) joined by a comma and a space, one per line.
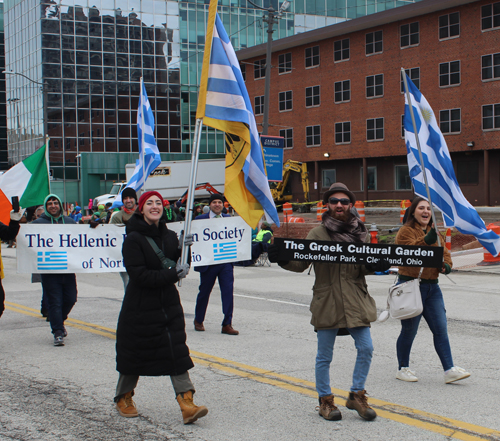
17, 217, 251, 274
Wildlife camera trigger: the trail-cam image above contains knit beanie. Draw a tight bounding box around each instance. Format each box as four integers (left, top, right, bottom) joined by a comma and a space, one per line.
138, 191, 163, 212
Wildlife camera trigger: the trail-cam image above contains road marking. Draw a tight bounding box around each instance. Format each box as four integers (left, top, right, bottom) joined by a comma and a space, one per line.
6, 301, 500, 440
234, 293, 308, 307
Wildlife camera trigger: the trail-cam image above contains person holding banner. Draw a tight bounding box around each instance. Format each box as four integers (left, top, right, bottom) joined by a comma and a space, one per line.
114, 191, 208, 425
0, 209, 23, 318
395, 197, 470, 384
193, 194, 238, 335
268, 183, 390, 422
32, 194, 77, 346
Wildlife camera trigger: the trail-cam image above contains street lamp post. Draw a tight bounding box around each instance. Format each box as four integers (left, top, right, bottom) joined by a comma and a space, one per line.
246, 0, 290, 135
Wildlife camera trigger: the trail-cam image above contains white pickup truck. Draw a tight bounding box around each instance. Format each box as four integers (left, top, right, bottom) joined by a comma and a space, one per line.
93, 159, 225, 207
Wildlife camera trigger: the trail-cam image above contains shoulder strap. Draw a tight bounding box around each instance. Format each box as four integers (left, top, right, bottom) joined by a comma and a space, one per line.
145, 236, 176, 269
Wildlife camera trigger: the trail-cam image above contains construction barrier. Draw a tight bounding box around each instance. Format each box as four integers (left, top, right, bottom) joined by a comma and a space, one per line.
479, 224, 500, 265
316, 202, 326, 221
369, 224, 378, 244
445, 228, 451, 251
400, 199, 411, 224
283, 202, 293, 220
355, 201, 365, 222
285, 216, 305, 223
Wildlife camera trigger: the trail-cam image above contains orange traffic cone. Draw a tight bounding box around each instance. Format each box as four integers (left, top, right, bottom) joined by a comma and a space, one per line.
355, 201, 365, 222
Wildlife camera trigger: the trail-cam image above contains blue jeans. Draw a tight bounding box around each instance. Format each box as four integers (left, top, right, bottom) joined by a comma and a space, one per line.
41, 274, 77, 335
396, 282, 454, 371
315, 327, 373, 397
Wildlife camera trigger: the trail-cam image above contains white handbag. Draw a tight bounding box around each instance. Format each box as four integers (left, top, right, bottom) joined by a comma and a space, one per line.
378, 268, 423, 321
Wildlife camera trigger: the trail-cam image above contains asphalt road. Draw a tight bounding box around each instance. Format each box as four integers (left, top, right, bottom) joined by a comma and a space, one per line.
1, 245, 500, 441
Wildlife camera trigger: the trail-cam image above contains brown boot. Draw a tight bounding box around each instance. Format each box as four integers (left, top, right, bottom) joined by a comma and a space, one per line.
346, 390, 376, 421
221, 324, 239, 335
176, 391, 208, 424
316, 394, 342, 421
194, 320, 205, 331
116, 391, 139, 418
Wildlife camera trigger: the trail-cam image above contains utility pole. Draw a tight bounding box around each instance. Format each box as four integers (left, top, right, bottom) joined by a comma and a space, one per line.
247, 0, 290, 135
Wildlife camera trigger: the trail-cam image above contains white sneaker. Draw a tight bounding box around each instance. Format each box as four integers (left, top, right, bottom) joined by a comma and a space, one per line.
396, 367, 418, 382
445, 366, 470, 384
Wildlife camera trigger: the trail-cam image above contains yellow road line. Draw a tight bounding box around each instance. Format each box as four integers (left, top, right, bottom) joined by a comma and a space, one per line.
5, 302, 500, 440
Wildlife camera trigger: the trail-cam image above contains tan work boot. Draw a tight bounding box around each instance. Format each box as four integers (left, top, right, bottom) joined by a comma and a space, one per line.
116, 391, 139, 418
346, 390, 377, 421
176, 391, 208, 424
316, 394, 342, 421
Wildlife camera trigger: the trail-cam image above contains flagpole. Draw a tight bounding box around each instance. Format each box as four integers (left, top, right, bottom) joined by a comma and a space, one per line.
178, 118, 203, 286
45, 134, 51, 193
401, 68, 442, 247
140, 77, 146, 192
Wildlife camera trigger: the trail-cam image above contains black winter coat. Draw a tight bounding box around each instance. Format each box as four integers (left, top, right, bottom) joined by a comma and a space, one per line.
116, 213, 194, 376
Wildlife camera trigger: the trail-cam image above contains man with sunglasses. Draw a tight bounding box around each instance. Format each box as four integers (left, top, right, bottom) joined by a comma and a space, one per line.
268, 182, 389, 422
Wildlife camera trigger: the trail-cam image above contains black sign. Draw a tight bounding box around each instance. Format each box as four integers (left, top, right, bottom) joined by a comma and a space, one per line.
150, 167, 170, 177
275, 238, 443, 268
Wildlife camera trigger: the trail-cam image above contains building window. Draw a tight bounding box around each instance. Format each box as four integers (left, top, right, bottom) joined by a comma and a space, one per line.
401, 22, 419, 48
279, 128, 293, 149
305, 86, 320, 107
279, 53, 292, 74
240, 63, 246, 81
306, 125, 321, 146
322, 169, 336, 188
366, 31, 383, 55
367, 118, 384, 141
481, 2, 500, 31
366, 74, 384, 98
456, 160, 479, 185
401, 67, 420, 92
482, 103, 500, 130
305, 46, 320, 68
439, 12, 460, 39
334, 80, 350, 103
360, 166, 377, 190
439, 61, 460, 87
335, 121, 351, 144
254, 59, 266, 79
482, 53, 500, 80
395, 165, 412, 190
279, 91, 293, 111
254, 95, 265, 115
440, 109, 461, 134
334, 38, 349, 62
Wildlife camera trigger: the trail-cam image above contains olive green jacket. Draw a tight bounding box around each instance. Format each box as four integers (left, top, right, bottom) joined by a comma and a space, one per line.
280, 225, 377, 331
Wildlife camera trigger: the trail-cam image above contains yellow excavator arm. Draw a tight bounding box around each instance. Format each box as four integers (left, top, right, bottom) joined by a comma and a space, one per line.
271, 160, 309, 204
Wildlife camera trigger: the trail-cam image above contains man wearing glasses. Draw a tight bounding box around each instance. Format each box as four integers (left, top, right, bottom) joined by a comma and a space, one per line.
268, 183, 389, 423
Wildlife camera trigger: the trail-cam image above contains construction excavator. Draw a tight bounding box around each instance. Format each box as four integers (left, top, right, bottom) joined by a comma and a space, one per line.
270, 159, 310, 207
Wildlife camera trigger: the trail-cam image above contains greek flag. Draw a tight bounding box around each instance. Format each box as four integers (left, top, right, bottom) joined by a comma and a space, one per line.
112, 80, 161, 208
403, 74, 500, 257
196, 0, 279, 228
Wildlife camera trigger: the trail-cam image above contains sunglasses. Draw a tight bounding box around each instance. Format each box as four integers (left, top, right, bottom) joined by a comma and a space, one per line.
328, 197, 350, 205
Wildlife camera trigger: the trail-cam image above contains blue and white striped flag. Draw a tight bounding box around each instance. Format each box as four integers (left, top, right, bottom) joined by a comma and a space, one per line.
112, 80, 161, 209
403, 74, 500, 257
196, 0, 279, 228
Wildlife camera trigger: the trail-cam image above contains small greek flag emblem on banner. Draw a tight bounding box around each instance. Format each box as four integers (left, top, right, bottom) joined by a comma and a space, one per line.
213, 242, 237, 261
37, 251, 68, 270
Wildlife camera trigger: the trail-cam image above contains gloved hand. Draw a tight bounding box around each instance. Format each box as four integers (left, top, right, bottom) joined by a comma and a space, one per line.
176, 262, 190, 279
267, 244, 289, 266
10, 208, 25, 222
89, 219, 100, 228
442, 263, 451, 274
365, 258, 391, 272
424, 227, 437, 245
178, 231, 194, 248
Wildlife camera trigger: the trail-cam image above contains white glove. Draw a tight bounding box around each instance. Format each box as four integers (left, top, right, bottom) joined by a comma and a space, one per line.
10, 208, 25, 222
176, 262, 190, 279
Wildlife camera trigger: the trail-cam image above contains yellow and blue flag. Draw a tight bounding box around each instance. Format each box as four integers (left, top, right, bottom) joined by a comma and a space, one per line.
197, 0, 280, 228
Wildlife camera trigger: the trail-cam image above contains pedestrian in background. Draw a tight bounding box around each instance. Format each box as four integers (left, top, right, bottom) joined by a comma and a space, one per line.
268, 183, 390, 422
114, 191, 207, 424
395, 196, 470, 384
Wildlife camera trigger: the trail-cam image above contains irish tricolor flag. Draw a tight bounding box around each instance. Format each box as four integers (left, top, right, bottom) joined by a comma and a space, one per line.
0, 144, 50, 224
